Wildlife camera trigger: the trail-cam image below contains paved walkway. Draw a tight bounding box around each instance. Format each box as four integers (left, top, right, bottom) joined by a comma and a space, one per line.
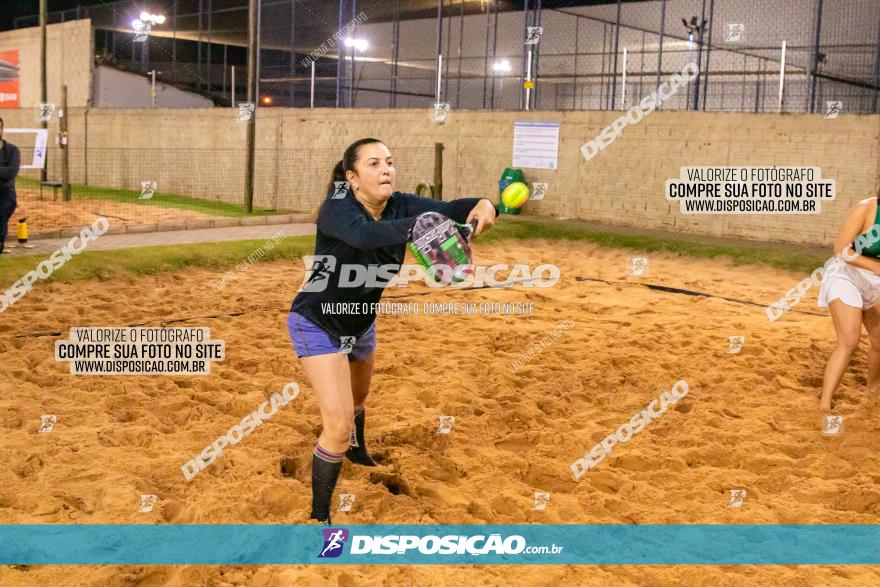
2, 223, 317, 256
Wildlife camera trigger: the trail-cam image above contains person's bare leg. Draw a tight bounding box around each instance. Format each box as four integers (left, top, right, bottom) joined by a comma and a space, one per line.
300, 353, 354, 522
349, 353, 375, 411
861, 304, 880, 389
820, 299, 863, 411
302, 353, 355, 453
346, 353, 377, 465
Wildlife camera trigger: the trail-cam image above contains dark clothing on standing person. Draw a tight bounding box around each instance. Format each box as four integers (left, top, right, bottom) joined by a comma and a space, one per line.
291, 188, 493, 339
0, 140, 20, 254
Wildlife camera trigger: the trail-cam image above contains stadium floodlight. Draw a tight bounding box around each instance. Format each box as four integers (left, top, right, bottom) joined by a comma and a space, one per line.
132, 19, 144, 29
343, 37, 369, 52
493, 59, 511, 73
138, 12, 165, 26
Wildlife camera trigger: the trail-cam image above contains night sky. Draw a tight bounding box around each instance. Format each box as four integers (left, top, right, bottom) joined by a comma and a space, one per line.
1, 1, 112, 30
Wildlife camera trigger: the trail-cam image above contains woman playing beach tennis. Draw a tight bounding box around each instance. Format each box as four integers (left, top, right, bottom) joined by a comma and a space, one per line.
819, 186, 880, 411
288, 138, 497, 523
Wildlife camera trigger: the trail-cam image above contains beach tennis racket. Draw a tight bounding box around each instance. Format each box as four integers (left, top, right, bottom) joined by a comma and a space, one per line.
408, 211, 478, 284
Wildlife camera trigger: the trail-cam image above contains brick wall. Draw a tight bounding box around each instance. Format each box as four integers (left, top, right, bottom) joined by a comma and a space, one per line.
3, 105, 878, 245
279, 108, 879, 245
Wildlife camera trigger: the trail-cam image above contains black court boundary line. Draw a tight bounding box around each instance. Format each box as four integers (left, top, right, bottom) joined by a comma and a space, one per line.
575, 276, 827, 318
8, 276, 823, 340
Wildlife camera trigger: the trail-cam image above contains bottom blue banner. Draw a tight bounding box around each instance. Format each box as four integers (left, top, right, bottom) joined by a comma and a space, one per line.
1, 524, 878, 565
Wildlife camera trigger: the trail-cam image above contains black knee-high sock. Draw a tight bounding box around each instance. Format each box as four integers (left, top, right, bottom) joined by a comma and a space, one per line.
346, 407, 377, 466
311, 443, 344, 523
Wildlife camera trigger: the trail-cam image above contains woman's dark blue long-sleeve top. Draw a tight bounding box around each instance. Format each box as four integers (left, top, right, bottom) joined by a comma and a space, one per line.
290, 188, 496, 340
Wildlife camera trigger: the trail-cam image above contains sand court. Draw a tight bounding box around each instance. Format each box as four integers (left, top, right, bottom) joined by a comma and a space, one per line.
1, 239, 879, 585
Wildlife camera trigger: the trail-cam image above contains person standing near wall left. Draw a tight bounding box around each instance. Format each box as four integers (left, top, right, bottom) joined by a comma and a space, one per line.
0, 117, 20, 254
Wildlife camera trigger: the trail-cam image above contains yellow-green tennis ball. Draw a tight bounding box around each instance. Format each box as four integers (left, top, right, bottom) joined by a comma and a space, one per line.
501, 182, 529, 208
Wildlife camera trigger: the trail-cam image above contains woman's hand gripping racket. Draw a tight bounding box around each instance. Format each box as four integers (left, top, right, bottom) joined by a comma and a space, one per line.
408, 211, 478, 284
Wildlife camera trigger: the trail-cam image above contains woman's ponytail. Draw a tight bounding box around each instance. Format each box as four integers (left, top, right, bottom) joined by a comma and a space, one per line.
326, 159, 346, 196
308, 160, 347, 222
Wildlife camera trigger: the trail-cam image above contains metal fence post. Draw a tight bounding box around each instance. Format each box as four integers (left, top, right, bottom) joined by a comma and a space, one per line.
490, 2, 498, 108
390, 0, 400, 108
197, 0, 203, 91
290, 0, 296, 106
692, 0, 707, 111
533, 0, 542, 109
872, 10, 880, 112
482, 1, 490, 108
456, 0, 464, 108
701, 0, 715, 110
435, 0, 443, 108
245, 0, 259, 214
808, 0, 824, 113
171, 0, 177, 83
573, 16, 580, 109
778, 41, 787, 112
655, 0, 666, 108
336, 0, 343, 108
611, 0, 621, 109
350, 0, 357, 107
207, 0, 213, 91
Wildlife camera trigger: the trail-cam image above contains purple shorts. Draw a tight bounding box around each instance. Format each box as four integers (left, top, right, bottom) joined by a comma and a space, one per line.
287, 311, 376, 361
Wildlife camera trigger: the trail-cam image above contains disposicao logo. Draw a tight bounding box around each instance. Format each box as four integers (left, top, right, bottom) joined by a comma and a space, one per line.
319, 528, 349, 558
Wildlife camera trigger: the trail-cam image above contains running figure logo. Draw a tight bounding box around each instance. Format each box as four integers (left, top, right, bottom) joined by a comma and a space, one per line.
132, 20, 151, 42
530, 182, 548, 201
39, 415, 57, 433
138, 494, 157, 512
825, 101, 843, 119
437, 415, 455, 434
318, 528, 350, 558
823, 415, 844, 436
431, 102, 450, 124
36, 103, 56, 122
332, 181, 349, 199
337, 494, 356, 512
725, 24, 744, 42
628, 257, 648, 277
525, 26, 544, 45
299, 255, 337, 293
237, 103, 255, 122
727, 489, 747, 508
139, 181, 157, 200
532, 492, 551, 511
339, 336, 356, 354
727, 336, 745, 354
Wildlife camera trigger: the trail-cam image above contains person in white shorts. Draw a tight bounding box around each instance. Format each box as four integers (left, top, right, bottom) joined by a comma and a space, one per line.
819, 189, 880, 411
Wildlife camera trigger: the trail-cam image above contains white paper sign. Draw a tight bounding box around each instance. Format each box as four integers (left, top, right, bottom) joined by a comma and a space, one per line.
6, 128, 49, 169
513, 121, 559, 170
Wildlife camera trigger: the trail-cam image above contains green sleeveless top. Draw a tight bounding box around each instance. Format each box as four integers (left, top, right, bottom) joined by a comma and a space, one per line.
853, 196, 880, 258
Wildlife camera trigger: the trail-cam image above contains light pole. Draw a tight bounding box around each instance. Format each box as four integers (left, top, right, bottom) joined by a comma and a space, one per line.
132, 13, 165, 73
681, 16, 706, 110
343, 37, 368, 107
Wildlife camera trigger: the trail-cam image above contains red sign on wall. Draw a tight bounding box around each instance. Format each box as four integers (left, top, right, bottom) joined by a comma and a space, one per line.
0, 50, 21, 108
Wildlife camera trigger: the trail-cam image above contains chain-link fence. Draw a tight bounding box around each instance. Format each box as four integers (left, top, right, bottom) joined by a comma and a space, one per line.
16, 0, 878, 114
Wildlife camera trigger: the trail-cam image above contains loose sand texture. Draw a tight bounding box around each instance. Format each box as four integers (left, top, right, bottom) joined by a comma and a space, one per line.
1, 240, 878, 585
